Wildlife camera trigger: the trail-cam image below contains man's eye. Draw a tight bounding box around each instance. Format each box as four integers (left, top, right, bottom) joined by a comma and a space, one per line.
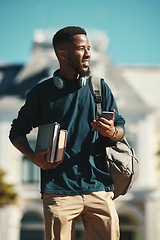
77, 46, 91, 51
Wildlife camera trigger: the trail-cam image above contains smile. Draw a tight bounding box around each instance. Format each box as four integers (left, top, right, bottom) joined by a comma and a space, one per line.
82, 61, 90, 67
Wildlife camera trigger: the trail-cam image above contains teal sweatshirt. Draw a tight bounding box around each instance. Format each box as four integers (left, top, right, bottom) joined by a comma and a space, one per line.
9, 77, 125, 195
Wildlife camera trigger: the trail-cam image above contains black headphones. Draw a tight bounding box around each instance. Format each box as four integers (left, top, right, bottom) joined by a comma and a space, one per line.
53, 70, 87, 89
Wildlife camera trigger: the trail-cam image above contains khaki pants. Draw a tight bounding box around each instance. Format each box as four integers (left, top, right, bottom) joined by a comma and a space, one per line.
43, 191, 120, 240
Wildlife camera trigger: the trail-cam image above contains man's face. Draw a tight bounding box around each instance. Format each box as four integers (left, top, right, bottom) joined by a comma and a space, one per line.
64, 34, 91, 76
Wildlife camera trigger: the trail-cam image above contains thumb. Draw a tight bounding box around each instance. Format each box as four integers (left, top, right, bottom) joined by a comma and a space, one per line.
43, 148, 50, 154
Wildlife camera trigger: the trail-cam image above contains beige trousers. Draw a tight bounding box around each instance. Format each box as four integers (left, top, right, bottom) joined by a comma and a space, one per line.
43, 191, 120, 240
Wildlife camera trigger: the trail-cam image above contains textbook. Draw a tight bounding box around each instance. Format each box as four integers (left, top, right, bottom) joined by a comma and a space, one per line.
54, 129, 68, 163
35, 122, 67, 163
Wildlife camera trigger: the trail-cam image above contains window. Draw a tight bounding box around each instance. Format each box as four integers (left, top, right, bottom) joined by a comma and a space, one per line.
22, 156, 39, 183
20, 212, 44, 240
120, 215, 140, 240
21, 140, 39, 183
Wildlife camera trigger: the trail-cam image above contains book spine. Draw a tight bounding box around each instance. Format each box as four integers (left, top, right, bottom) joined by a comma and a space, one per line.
54, 130, 68, 162
47, 122, 60, 163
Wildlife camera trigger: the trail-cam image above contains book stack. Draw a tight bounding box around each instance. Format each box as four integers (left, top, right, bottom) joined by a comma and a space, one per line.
35, 122, 68, 163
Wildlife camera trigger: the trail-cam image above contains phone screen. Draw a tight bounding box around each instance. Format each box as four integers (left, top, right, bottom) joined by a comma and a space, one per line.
99, 111, 114, 120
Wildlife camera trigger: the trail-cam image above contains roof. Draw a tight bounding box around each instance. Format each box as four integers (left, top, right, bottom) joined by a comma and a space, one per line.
0, 64, 49, 99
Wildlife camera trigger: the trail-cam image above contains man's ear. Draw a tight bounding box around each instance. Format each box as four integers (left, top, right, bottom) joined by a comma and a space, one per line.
58, 49, 66, 59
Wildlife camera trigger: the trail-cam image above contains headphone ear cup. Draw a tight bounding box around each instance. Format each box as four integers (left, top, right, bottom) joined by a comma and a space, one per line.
53, 75, 65, 89
79, 76, 86, 87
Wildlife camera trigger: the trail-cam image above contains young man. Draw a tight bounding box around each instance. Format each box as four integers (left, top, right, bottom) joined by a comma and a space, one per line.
9, 26, 125, 240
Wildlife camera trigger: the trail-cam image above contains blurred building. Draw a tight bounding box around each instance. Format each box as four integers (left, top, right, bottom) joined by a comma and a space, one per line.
0, 29, 160, 240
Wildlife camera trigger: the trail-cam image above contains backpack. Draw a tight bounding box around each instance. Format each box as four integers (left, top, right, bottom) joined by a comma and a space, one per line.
89, 77, 139, 199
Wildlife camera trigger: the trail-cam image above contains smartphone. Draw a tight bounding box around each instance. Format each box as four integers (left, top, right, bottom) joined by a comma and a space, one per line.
99, 111, 114, 120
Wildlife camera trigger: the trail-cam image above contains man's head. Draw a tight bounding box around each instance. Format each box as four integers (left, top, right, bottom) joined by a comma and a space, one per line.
52, 26, 87, 51
52, 26, 91, 79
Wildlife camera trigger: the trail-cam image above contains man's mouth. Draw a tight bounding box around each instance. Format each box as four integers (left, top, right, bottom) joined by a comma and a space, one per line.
82, 60, 90, 68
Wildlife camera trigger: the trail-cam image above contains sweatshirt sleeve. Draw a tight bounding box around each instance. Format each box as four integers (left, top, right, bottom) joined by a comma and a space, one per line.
9, 88, 40, 142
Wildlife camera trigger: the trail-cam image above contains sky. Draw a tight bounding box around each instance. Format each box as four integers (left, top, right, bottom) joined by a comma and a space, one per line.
0, 0, 160, 65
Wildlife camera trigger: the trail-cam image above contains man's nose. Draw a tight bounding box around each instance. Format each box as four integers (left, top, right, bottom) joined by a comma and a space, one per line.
84, 48, 91, 57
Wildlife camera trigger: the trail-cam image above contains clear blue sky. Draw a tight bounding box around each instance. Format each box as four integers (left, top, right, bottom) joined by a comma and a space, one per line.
0, 0, 160, 65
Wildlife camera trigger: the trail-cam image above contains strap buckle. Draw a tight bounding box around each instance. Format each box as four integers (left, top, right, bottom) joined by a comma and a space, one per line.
94, 91, 102, 103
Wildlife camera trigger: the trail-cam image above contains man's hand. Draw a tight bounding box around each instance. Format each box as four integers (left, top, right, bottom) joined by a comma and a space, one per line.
91, 115, 115, 138
91, 112, 124, 142
12, 136, 61, 170
31, 148, 61, 170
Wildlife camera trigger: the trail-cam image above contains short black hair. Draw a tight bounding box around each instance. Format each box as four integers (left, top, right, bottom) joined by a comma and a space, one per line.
52, 26, 87, 50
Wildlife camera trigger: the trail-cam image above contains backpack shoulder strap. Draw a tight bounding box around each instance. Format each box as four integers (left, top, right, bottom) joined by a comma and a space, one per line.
89, 76, 103, 115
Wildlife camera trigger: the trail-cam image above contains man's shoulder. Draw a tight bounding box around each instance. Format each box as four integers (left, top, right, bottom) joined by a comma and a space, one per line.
35, 77, 53, 88
29, 77, 53, 93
